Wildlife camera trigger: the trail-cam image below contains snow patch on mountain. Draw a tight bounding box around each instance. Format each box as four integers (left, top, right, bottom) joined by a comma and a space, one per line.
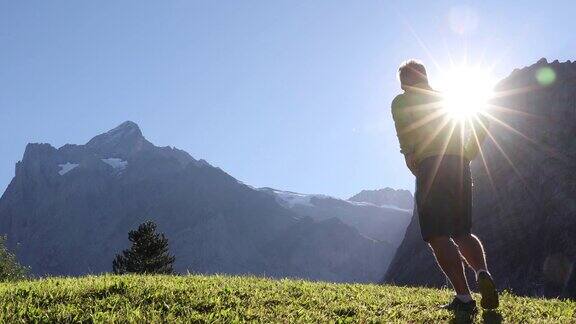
266, 188, 412, 212
346, 200, 412, 213
102, 158, 128, 171
58, 163, 79, 175
262, 189, 331, 208
272, 190, 323, 207
379, 204, 411, 212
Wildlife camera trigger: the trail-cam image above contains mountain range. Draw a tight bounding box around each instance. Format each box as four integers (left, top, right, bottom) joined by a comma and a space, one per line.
0, 121, 411, 283
262, 188, 411, 247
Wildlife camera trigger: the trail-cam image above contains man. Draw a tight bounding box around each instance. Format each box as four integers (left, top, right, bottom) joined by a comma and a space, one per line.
391, 60, 498, 312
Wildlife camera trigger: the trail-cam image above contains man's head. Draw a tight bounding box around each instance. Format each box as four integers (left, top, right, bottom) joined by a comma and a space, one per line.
398, 59, 429, 90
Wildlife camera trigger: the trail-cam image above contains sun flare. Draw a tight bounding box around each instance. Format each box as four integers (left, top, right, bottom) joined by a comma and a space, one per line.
436, 66, 496, 120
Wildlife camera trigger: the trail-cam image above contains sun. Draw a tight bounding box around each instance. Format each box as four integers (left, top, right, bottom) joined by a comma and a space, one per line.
436, 66, 496, 120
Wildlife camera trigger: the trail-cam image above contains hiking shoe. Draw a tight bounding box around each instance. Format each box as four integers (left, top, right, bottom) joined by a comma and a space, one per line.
440, 297, 477, 313
477, 271, 499, 309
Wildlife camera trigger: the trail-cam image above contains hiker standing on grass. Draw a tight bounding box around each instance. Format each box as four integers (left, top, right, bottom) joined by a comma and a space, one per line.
391, 60, 499, 312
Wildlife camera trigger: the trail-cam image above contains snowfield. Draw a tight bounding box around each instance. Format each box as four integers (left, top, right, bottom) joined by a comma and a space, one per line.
58, 163, 79, 175
102, 158, 128, 171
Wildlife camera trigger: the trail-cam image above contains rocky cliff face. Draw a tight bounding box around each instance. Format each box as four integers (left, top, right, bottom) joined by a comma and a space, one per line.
0, 121, 394, 282
385, 59, 576, 298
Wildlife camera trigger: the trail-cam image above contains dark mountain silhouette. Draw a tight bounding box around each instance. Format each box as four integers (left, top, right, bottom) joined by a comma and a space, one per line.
385, 59, 576, 298
0, 121, 400, 282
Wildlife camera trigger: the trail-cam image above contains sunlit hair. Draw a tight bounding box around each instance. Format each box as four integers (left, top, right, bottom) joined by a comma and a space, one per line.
398, 59, 429, 87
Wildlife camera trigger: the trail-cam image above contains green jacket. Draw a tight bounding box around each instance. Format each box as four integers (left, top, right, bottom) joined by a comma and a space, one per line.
391, 84, 489, 164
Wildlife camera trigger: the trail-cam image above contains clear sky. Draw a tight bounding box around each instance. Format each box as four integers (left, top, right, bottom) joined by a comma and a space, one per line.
1, 1, 575, 199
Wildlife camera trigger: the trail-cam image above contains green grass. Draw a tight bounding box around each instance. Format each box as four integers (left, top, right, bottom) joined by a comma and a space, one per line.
0, 275, 574, 323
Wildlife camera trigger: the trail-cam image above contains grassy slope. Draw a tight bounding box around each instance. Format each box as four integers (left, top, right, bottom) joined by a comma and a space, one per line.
0, 275, 574, 323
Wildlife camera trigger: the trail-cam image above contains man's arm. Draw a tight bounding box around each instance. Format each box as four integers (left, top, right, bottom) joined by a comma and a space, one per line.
464, 113, 490, 161
391, 95, 417, 175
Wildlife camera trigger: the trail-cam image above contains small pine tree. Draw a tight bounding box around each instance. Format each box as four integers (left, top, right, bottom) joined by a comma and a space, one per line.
0, 235, 28, 281
112, 221, 175, 275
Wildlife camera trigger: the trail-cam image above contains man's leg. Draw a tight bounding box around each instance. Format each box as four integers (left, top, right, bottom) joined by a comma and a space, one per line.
453, 233, 499, 309
452, 234, 488, 273
428, 236, 471, 295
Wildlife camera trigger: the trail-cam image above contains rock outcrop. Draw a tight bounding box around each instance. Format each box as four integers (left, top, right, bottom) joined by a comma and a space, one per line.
385, 59, 576, 297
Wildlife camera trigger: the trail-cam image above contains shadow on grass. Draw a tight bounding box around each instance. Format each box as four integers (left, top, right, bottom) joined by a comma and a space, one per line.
482, 310, 503, 324
449, 310, 475, 324
448, 310, 503, 324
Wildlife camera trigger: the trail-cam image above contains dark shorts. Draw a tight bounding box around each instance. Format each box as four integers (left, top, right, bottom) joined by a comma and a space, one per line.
415, 155, 472, 242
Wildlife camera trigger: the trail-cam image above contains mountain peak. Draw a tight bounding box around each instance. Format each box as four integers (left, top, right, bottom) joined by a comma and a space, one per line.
108, 121, 142, 137
349, 188, 414, 210
85, 121, 150, 157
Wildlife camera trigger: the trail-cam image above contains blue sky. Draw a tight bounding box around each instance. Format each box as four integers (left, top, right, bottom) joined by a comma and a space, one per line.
1, 1, 575, 199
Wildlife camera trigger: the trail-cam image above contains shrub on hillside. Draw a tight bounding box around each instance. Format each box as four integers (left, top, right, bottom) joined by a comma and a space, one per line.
0, 235, 28, 281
